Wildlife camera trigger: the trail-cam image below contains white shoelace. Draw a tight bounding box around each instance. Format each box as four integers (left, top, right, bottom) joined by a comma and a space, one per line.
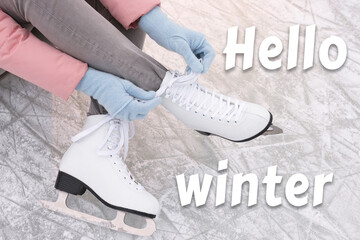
71, 116, 143, 189
156, 71, 246, 123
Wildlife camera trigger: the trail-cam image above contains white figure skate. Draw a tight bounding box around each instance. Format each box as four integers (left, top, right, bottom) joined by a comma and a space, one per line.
42, 115, 159, 236
156, 71, 282, 141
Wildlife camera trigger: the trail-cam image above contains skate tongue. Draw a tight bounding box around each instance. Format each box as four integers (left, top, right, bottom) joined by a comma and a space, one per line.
157, 58, 203, 97
71, 115, 113, 142
71, 115, 134, 161
156, 71, 199, 97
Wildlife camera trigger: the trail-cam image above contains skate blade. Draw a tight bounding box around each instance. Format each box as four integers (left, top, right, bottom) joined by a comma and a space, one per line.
263, 124, 283, 135
41, 191, 156, 236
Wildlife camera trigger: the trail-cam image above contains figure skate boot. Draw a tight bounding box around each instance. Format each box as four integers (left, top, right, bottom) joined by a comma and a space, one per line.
156, 71, 282, 142
42, 115, 159, 236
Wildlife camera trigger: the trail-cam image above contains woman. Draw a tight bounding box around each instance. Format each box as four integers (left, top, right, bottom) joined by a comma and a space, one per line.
0, 0, 272, 230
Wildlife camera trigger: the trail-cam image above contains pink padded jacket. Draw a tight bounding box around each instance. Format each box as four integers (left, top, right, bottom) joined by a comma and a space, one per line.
0, 0, 160, 100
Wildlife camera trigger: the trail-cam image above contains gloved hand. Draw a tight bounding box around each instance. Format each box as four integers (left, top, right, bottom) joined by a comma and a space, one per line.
76, 67, 161, 121
139, 6, 215, 74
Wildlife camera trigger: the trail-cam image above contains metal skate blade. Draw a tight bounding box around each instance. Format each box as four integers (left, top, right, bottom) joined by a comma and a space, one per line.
41, 191, 156, 236
263, 124, 283, 135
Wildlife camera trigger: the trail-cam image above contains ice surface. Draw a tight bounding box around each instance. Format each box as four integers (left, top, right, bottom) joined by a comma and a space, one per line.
0, 0, 359, 239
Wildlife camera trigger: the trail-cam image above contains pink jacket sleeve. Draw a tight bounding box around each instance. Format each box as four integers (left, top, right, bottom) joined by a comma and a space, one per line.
0, 9, 88, 100
99, 0, 160, 29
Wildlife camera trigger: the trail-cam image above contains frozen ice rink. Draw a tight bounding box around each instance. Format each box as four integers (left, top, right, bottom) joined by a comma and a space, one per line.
1, 0, 359, 239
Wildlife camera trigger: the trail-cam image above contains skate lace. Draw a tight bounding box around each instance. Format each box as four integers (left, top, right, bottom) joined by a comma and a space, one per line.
156, 71, 246, 123
71, 115, 143, 190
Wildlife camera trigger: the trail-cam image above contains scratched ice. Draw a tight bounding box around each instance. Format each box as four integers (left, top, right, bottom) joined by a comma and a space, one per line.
0, 0, 359, 239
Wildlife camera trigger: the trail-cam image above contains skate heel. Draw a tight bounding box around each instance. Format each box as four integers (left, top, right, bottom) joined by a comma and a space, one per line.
55, 171, 86, 195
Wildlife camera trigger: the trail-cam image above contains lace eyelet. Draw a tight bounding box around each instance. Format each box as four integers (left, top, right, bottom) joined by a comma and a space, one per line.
124, 177, 126, 179
219, 119, 222, 121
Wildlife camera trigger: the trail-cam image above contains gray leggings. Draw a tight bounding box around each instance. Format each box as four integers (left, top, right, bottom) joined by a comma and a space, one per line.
0, 0, 168, 115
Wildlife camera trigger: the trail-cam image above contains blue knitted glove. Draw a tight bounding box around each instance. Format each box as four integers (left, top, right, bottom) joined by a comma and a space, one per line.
139, 6, 215, 74
76, 67, 161, 121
